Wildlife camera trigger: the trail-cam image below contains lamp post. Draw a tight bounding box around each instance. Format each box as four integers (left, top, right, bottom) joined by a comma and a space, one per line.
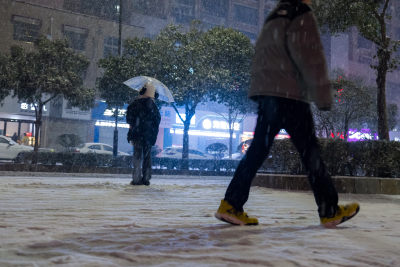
113, 0, 123, 158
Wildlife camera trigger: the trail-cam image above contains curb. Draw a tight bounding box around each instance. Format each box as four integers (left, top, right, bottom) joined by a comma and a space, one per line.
252, 173, 400, 195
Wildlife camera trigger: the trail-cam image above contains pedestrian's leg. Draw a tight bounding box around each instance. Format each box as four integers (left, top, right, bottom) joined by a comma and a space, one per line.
142, 144, 152, 185
225, 97, 281, 211
284, 101, 338, 218
131, 143, 143, 185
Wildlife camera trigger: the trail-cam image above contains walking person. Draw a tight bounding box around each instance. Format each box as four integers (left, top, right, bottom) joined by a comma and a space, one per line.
215, 0, 359, 228
126, 82, 161, 186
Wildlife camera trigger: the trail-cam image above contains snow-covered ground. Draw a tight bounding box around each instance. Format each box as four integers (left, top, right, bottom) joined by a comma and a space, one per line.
0, 174, 399, 266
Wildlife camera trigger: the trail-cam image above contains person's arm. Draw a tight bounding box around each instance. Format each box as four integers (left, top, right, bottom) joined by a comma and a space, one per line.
286, 12, 332, 110
126, 104, 136, 125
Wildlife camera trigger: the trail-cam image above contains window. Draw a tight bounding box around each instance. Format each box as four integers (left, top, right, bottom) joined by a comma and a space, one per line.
357, 35, 372, 49
171, 0, 195, 24
11, 15, 41, 42
64, 0, 119, 20
358, 55, 372, 65
234, 5, 258, 26
104, 36, 119, 57
132, 0, 167, 18
63, 25, 88, 51
0, 137, 8, 144
88, 145, 101, 150
201, 0, 228, 18
103, 145, 113, 152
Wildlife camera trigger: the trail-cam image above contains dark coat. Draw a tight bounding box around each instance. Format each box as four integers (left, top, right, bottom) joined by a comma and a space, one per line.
250, 1, 332, 110
126, 97, 161, 146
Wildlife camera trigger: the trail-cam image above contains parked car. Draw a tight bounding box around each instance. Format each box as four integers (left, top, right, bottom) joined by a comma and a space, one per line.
73, 143, 129, 156
0, 135, 33, 160
156, 147, 213, 159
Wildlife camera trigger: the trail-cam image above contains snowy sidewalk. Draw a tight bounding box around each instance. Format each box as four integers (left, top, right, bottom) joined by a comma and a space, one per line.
0, 175, 399, 266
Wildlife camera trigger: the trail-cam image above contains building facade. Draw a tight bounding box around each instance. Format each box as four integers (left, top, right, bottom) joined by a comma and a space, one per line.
0, 0, 144, 150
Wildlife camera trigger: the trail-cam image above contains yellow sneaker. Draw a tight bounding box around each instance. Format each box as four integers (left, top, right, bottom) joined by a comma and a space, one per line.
215, 199, 258, 226
320, 203, 360, 228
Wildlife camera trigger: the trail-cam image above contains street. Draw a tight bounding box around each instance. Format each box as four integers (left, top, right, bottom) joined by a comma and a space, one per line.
0, 174, 399, 266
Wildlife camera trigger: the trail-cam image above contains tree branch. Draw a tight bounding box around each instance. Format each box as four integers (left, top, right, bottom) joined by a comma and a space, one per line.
42, 95, 58, 105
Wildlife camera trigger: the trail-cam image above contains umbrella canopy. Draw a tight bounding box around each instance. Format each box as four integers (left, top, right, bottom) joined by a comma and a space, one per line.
123, 76, 174, 103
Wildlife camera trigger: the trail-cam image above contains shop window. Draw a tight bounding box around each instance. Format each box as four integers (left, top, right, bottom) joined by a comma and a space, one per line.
63, 25, 88, 51
104, 36, 119, 57
0, 121, 4, 135
5, 121, 18, 138
11, 15, 41, 43
201, 0, 228, 18
234, 5, 258, 26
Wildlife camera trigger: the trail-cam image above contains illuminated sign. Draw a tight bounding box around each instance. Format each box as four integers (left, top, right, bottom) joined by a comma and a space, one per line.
95, 120, 129, 128
103, 108, 126, 117
170, 128, 236, 138
20, 103, 47, 111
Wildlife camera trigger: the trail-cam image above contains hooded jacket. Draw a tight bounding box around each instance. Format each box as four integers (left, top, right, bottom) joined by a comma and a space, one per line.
249, 0, 332, 110
126, 97, 161, 146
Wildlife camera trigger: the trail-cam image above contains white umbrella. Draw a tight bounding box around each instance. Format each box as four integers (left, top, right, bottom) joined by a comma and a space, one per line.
123, 76, 174, 103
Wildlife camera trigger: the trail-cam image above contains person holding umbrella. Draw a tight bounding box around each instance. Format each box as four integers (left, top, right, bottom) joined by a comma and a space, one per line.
126, 82, 161, 186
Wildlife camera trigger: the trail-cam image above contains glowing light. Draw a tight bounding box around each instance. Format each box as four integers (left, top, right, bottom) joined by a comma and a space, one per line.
95, 120, 129, 128
171, 129, 236, 138
202, 119, 212, 129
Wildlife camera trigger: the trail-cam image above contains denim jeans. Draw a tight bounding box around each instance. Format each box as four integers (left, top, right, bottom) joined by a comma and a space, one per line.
225, 96, 338, 218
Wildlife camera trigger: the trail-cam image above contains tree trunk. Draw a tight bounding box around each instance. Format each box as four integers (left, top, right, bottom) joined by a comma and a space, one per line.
376, 48, 390, 140
182, 120, 190, 170
228, 111, 233, 159
113, 107, 119, 158
33, 104, 43, 164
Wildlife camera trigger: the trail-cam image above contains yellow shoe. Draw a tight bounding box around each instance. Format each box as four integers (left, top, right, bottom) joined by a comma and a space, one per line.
320, 203, 360, 228
215, 199, 258, 226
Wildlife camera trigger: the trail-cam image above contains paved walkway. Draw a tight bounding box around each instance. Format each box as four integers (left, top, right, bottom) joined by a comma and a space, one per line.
1, 174, 399, 266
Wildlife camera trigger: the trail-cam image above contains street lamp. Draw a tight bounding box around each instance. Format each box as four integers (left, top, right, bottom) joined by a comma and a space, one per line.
112, 0, 122, 158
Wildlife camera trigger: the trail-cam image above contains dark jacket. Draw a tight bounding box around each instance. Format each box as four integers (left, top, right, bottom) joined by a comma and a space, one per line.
250, 0, 332, 110
126, 97, 161, 146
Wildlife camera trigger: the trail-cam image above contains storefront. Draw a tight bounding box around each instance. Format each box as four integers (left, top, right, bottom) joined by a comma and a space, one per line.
0, 97, 49, 145
91, 100, 251, 154
167, 109, 244, 153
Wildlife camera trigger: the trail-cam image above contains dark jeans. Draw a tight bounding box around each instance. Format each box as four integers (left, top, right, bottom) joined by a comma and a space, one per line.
132, 142, 152, 184
225, 96, 338, 218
